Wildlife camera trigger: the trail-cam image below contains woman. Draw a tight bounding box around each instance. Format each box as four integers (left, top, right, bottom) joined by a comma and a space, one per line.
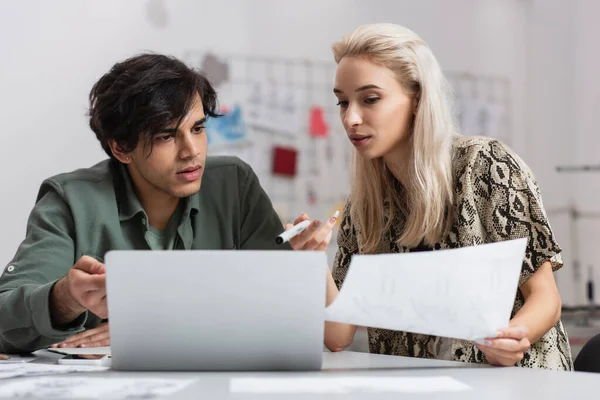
291, 23, 572, 370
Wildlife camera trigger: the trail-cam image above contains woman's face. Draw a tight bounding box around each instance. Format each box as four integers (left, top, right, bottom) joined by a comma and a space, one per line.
334, 56, 416, 161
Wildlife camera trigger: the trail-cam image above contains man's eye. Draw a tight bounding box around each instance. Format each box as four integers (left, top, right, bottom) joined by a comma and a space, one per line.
157, 134, 174, 142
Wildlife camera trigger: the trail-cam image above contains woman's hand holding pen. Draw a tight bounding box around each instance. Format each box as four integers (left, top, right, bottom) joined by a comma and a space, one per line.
286, 211, 339, 251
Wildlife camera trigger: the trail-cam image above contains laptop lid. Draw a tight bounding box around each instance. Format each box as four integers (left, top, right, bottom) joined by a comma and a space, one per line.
105, 250, 327, 371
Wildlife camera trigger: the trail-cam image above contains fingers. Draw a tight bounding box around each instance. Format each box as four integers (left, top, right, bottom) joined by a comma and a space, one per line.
51, 323, 110, 348
61, 330, 97, 346
495, 325, 529, 340
80, 293, 108, 319
480, 348, 523, 366
292, 213, 310, 226
69, 259, 106, 299
289, 211, 339, 251
475, 332, 530, 367
62, 268, 107, 320
315, 230, 333, 252
74, 256, 106, 275
73, 333, 111, 348
314, 212, 338, 242
60, 323, 109, 345
477, 337, 530, 352
476, 344, 525, 366
294, 220, 324, 249
83, 338, 110, 347
70, 269, 106, 292
289, 219, 323, 249
58, 330, 110, 348
57, 334, 111, 348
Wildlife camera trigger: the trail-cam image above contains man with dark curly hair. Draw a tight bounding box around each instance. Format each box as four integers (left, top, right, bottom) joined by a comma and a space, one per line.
0, 53, 335, 353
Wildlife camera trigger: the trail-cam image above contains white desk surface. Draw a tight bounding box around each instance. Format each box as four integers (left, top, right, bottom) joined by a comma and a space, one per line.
4, 350, 596, 399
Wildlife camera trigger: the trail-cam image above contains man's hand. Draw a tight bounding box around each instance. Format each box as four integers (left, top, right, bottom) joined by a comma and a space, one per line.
50, 322, 110, 348
50, 256, 107, 326
287, 212, 338, 251
475, 325, 531, 366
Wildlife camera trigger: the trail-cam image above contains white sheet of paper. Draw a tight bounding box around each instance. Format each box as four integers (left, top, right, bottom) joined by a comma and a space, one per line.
230, 376, 472, 393
0, 363, 108, 380
261, 81, 281, 131
460, 97, 504, 141
245, 81, 264, 128
0, 354, 34, 364
0, 377, 195, 399
276, 85, 305, 136
47, 346, 111, 355
325, 238, 527, 341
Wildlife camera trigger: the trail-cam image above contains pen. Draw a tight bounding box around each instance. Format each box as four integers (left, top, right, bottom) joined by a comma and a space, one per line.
275, 210, 340, 245
276, 220, 311, 244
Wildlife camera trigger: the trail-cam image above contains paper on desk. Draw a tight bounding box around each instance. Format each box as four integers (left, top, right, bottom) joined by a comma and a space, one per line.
0, 377, 195, 399
325, 238, 527, 341
47, 346, 111, 355
230, 376, 472, 393
0, 363, 108, 379
0, 354, 34, 364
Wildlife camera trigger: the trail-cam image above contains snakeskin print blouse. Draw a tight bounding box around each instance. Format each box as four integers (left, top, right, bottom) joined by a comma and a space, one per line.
332, 136, 573, 370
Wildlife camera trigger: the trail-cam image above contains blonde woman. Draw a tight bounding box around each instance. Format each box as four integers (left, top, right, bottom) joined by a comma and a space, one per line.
290, 23, 572, 369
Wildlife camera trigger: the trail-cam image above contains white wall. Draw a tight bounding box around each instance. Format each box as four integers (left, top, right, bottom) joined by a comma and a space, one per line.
522, 0, 600, 307
521, 0, 577, 305
0, 0, 540, 284
572, 0, 600, 306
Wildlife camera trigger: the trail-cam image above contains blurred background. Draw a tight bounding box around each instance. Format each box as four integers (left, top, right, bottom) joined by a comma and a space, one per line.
1, 0, 598, 357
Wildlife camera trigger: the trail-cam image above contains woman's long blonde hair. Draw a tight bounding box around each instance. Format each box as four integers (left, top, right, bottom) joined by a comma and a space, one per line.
333, 24, 457, 251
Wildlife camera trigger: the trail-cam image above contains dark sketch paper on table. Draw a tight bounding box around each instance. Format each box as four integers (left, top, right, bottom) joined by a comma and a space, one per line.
325, 238, 527, 341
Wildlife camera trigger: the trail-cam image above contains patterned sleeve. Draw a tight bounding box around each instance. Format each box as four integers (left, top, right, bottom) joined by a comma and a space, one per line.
332, 200, 359, 290
469, 140, 563, 286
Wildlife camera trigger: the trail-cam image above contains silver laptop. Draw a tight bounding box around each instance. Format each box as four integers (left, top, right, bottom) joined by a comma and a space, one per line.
104, 250, 327, 371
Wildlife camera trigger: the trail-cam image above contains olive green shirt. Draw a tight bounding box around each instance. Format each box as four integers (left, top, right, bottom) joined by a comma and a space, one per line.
146, 204, 184, 250
0, 156, 290, 353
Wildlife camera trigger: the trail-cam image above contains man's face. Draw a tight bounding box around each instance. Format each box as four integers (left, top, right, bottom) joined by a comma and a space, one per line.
124, 93, 208, 200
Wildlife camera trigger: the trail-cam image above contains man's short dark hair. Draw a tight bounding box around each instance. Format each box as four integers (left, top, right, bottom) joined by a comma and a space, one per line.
88, 53, 220, 158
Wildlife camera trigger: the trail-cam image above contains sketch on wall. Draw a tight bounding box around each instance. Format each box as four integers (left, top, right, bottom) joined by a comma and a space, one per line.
451, 74, 510, 144
205, 104, 249, 147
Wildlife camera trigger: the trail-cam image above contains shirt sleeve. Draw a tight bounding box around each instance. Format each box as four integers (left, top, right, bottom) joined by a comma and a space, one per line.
469, 140, 563, 286
0, 184, 87, 353
238, 162, 291, 251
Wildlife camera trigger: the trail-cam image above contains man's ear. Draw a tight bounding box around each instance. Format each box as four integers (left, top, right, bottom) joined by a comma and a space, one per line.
108, 140, 132, 164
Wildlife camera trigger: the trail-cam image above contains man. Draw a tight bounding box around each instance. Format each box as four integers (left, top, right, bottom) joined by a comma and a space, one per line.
0, 53, 333, 353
